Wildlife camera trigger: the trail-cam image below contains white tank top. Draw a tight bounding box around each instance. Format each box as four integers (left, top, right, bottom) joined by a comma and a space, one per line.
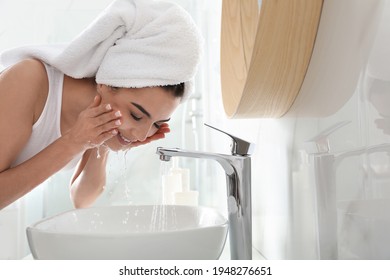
11, 63, 82, 170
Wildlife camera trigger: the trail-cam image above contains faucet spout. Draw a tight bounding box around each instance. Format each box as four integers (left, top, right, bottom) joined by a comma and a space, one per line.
157, 147, 235, 174
156, 147, 252, 260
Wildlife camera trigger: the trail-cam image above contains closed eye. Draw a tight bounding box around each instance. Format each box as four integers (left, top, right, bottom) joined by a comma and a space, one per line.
131, 113, 142, 121
132, 112, 160, 129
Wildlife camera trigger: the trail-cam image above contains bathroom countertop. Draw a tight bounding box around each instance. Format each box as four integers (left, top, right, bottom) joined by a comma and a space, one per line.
23, 245, 265, 260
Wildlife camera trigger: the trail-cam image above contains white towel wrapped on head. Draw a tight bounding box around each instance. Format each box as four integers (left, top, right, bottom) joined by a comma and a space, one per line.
0, 0, 203, 100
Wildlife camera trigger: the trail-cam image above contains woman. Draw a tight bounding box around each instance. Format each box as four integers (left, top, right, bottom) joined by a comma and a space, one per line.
0, 0, 202, 209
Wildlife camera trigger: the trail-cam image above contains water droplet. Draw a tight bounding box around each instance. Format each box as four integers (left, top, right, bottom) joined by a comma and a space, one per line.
96, 146, 101, 159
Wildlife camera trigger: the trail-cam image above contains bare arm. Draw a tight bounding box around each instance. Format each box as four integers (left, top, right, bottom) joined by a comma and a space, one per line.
0, 60, 120, 210
0, 137, 85, 209
70, 146, 109, 208
69, 123, 171, 208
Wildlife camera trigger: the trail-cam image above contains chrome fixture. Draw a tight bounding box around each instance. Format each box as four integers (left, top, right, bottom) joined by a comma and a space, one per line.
156, 124, 255, 260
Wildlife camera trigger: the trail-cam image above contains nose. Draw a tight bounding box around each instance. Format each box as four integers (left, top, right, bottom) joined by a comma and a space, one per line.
133, 125, 152, 142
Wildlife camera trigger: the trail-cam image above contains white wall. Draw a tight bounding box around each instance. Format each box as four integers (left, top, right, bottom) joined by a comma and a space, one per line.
202, 0, 390, 259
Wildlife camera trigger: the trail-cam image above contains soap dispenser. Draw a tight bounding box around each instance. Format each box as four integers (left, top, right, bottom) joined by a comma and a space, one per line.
161, 157, 182, 204
161, 157, 199, 206
173, 164, 199, 206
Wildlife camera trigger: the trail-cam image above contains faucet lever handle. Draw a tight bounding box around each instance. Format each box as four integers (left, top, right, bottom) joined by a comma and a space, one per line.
205, 123, 255, 156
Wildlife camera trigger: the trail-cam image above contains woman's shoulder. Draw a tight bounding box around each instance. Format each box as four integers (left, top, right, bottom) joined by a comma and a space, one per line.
0, 58, 49, 123
0, 58, 48, 96
2, 58, 47, 84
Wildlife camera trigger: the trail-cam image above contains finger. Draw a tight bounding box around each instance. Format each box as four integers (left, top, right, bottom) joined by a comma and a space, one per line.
142, 133, 165, 144
157, 123, 169, 130
131, 138, 151, 147
133, 133, 164, 147
158, 122, 170, 130
97, 118, 122, 134
96, 110, 122, 126
150, 133, 166, 140
150, 126, 169, 137
86, 103, 117, 118
94, 129, 118, 146
157, 127, 170, 134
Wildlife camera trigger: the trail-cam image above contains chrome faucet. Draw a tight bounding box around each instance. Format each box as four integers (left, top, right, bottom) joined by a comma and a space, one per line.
156, 124, 255, 260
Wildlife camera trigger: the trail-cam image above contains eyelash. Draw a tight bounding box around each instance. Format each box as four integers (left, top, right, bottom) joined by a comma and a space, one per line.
131, 113, 161, 129
131, 113, 142, 121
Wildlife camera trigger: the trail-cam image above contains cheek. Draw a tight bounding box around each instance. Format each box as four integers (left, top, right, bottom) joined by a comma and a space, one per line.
119, 117, 133, 130
113, 109, 133, 129
118, 117, 157, 137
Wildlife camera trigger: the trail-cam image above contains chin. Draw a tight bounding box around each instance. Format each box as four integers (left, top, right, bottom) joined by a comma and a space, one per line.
104, 135, 131, 152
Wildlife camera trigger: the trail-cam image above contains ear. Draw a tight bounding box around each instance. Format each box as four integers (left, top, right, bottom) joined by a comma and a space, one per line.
96, 83, 105, 94
97, 84, 118, 94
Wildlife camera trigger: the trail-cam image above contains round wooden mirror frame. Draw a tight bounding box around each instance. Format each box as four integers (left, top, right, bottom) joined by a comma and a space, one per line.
221, 0, 324, 118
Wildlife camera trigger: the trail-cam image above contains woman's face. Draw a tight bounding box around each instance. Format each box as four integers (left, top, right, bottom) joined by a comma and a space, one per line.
97, 85, 181, 151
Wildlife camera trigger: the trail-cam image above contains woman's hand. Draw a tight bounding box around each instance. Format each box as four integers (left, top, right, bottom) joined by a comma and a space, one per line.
129, 123, 170, 148
63, 95, 121, 152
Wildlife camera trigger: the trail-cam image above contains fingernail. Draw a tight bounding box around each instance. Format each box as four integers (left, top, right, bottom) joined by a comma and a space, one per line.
106, 104, 112, 110
115, 111, 122, 117
112, 129, 118, 135
115, 119, 121, 125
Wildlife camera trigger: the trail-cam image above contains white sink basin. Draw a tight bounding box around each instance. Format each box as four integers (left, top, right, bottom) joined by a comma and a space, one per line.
26, 205, 228, 260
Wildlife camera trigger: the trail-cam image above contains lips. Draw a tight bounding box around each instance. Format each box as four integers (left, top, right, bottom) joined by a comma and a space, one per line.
117, 132, 133, 146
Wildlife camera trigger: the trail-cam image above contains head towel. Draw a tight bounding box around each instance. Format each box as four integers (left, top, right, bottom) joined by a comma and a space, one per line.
0, 0, 203, 100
